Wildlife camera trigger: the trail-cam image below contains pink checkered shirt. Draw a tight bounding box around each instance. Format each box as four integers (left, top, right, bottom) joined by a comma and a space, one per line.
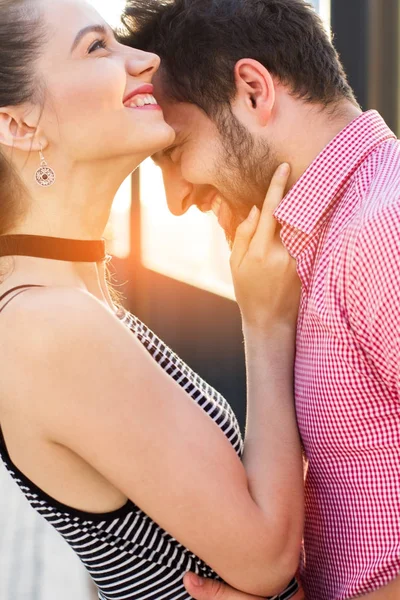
275, 111, 400, 600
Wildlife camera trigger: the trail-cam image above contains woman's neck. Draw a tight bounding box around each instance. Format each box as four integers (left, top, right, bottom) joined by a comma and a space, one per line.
15, 153, 140, 240
0, 255, 118, 313
0, 154, 138, 311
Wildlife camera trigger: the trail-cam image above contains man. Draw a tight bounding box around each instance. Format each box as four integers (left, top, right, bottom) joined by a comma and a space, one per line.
122, 1, 400, 599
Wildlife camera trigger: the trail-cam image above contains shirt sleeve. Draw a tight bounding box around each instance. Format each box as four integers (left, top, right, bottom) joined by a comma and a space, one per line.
347, 200, 400, 397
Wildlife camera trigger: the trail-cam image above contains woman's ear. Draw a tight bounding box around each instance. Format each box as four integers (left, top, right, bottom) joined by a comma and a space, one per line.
233, 59, 276, 126
0, 105, 47, 153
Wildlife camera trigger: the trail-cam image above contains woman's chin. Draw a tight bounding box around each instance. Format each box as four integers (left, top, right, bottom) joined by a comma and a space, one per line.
133, 122, 175, 158
106, 122, 175, 166
157, 122, 176, 147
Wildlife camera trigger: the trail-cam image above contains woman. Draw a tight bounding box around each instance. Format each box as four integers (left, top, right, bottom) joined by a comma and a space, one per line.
0, 1, 303, 599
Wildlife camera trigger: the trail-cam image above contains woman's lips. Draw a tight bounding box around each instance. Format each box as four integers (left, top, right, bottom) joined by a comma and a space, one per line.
123, 85, 162, 111
124, 94, 161, 111
123, 84, 154, 105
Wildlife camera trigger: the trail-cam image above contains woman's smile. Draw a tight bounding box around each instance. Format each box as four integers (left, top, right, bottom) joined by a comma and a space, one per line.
123, 83, 162, 111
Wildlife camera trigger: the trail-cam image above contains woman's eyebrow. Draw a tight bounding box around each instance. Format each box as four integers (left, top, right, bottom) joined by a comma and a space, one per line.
70, 24, 113, 53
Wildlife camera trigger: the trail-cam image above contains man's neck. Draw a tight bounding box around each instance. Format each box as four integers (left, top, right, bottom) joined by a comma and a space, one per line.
275, 98, 362, 191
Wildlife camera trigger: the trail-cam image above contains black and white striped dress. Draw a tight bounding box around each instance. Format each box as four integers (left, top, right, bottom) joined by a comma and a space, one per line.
0, 286, 298, 600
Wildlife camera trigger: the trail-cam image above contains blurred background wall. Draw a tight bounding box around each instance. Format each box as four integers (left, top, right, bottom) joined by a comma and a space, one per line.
0, 1, 399, 598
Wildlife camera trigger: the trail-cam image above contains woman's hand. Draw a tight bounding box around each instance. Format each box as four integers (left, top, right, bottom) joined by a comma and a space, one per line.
230, 164, 300, 332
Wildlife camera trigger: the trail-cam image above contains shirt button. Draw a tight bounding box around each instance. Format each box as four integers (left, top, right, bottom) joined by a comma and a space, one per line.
291, 229, 300, 239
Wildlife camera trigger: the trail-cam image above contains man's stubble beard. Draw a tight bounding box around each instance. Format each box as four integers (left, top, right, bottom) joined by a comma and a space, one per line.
214, 109, 279, 246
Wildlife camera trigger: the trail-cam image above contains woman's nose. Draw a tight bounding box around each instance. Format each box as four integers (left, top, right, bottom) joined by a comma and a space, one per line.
127, 50, 161, 79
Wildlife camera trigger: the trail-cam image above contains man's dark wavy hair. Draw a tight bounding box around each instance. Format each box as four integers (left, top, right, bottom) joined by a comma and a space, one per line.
120, 0, 358, 121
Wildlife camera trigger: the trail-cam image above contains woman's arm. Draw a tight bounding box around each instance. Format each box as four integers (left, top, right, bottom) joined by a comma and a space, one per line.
230, 163, 303, 582
7, 166, 303, 598
241, 324, 302, 571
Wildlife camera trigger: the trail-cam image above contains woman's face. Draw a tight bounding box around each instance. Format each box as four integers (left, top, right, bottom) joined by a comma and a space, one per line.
35, 0, 175, 164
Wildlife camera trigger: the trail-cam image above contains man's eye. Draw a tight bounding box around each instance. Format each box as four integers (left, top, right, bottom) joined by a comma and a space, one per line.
164, 147, 176, 158
88, 39, 107, 54
166, 148, 180, 163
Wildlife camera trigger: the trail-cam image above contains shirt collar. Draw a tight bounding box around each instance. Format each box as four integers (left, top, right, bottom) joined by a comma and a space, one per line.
274, 110, 396, 258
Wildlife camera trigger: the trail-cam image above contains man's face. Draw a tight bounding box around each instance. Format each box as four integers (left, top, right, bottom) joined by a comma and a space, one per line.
153, 82, 279, 245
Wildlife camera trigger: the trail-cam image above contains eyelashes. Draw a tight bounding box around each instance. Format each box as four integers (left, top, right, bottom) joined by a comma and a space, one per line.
164, 146, 177, 160
88, 39, 108, 54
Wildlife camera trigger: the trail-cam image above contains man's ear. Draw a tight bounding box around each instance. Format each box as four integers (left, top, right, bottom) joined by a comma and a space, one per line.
0, 105, 47, 153
234, 59, 276, 126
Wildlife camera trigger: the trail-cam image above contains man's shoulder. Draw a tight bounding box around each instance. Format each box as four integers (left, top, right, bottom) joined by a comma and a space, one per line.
357, 193, 400, 247
340, 199, 400, 279
344, 139, 400, 246
355, 135, 399, 201
331, 141, 400, 277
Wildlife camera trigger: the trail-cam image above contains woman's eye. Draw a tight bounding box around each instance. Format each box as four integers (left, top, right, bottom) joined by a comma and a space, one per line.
88, 39, 107, 54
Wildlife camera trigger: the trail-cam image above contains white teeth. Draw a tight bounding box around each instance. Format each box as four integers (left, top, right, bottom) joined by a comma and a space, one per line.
126, 94, 158, 108
143, 95, 157, 105
212, 198, 222, 217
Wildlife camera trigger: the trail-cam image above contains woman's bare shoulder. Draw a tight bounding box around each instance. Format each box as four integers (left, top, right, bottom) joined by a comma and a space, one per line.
2, 285, 115, 332
0, 286, 128, 380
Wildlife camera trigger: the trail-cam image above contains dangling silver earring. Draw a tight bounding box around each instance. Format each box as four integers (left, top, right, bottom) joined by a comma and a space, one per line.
35, 146, 56, 187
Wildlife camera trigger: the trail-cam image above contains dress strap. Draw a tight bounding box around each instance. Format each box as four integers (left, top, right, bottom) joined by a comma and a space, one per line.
0, 285, 45, 314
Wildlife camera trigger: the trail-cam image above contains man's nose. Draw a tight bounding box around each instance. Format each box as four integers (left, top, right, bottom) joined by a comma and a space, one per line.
162, 170, 195, 216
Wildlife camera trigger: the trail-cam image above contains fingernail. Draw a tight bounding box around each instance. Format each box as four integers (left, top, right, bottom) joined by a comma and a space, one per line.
249, 205, 259, 221
188, 573, 205, 587
278, 163, 290, 176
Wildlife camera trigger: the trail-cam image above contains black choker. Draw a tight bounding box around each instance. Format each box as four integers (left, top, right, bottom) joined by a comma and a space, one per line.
0, 234, 109, 263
